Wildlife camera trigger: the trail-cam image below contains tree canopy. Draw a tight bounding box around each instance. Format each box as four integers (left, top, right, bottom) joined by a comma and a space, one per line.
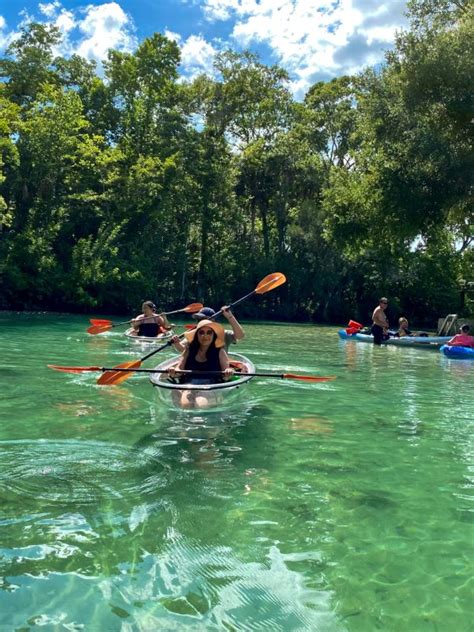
0, 4, 472, 325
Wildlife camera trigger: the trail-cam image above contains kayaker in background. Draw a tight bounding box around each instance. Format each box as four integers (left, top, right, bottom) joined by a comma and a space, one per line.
171, 305, 245, 352
168, 319, 235, 408
130, 301, 171, 337
447, 324, 474, 348
371, 297, 390, 345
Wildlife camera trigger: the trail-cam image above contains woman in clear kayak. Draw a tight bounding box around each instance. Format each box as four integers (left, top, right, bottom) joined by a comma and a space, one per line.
168, 319, 235, 408
130, 301, 171, 337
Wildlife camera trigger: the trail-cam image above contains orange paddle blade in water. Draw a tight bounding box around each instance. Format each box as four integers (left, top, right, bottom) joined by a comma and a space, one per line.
89, 319, 113, 326
48, 364, 103, 374
87, 324, 113, 335
281, 374, 336, 382
97, 360, 142, 385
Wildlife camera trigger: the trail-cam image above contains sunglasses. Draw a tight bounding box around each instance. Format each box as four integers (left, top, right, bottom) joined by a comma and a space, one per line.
198, 329, 214, 336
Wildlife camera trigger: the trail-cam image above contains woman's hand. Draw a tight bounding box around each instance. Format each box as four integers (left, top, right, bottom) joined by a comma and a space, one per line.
223, 367, 235, 380
168, 365, 180, 378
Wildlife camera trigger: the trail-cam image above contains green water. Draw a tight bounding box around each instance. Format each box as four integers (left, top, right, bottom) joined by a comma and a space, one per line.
0, 313, 472, 631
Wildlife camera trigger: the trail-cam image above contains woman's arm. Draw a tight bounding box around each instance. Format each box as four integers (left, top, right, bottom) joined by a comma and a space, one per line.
168, 350, 188, 377
170, 335, 186, 353
158, 313, 172, 330
219, 349, 234, 381
222, 306, 245, 340
131, 314, 143, 330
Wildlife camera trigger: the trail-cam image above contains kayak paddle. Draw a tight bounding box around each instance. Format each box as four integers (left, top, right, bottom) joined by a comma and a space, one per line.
87, 302, 204, 335
48, 364, 335, 382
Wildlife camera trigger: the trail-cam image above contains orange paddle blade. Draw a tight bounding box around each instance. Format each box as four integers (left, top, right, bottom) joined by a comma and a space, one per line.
90, 319, 113, 326
255, 272, 286, 294
97, 360, 142, 386
282, 374, 336, 382
48, 364, 102, 374
180, 303, 203, 313
87, 324, 113, 335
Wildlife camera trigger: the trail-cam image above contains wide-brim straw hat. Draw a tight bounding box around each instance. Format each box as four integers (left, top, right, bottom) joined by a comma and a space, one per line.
184, 319, 225, 348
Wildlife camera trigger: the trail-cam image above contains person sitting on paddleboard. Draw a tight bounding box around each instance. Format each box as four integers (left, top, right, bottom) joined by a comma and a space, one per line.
397, 317, 412, 337
371, 297, 390, 345
447, 324, 474, 348
171, 305, 245, 352
130, 301, 171, 337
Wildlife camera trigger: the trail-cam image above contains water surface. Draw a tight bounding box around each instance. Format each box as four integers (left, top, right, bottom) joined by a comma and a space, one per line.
0, 313, 472, 630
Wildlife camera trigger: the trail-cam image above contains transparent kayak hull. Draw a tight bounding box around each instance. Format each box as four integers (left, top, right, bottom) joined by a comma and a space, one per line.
150, 353, 255, 410
124, 328, 174, 345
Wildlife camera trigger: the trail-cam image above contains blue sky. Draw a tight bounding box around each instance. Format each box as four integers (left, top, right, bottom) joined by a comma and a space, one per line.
0, 0, 410, 98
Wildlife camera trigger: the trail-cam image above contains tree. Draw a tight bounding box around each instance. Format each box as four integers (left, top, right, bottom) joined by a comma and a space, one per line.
0, 23, 61, 106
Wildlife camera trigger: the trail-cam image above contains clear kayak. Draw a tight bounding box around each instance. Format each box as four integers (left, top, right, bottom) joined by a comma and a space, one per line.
338, 330, 451, 347
150, 353, 255, 410
440, 345, 474, 359
124, 328, 174, 345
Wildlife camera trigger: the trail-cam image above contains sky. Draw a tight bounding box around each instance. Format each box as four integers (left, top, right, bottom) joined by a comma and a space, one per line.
0, 0, 410, 98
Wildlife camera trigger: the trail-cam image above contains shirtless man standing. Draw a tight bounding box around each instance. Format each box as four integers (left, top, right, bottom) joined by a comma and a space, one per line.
371, 297, 389, 346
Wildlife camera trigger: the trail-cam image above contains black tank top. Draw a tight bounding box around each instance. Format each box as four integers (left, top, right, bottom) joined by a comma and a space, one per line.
138, 320, 160, 337
181, 348, 222, 383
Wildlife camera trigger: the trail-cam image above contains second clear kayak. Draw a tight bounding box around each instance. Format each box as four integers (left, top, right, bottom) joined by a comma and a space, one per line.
124, 328, 174, 345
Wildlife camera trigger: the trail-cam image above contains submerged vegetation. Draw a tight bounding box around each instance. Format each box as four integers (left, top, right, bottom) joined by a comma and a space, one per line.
0, 0, 472, 324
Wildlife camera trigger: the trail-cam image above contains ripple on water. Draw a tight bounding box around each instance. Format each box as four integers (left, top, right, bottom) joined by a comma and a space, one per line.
0, 439, 169, 508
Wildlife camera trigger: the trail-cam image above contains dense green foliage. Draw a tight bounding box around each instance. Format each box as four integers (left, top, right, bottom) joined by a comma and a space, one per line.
0, 1, 472, 325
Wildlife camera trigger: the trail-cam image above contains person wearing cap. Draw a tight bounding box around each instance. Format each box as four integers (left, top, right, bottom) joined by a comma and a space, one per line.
172, 305, 245, 352
447, 324, 474, 348
168, 319, 235, 408
371, 297, 390, 345
130, 301, 171, 337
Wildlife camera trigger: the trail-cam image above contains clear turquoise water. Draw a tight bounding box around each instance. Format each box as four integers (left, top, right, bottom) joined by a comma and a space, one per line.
0, 313, 472, 631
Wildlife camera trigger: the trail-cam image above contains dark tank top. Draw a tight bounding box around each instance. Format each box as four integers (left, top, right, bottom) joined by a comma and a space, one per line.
138, 320, 160, 337
181, 348, 222, 383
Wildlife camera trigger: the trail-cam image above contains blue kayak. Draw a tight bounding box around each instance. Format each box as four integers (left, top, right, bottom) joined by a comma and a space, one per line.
440, 345, 474, 360
339, 330, 451, 347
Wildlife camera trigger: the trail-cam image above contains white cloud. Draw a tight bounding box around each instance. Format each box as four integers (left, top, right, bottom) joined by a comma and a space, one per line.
164, 29, 182, 44
75, 3, 136, 63
200, 0, 408, 97
0, 15, 19, 51
0, 3, 137, 68
39, 2, 62, 18
179, 34, 218, 78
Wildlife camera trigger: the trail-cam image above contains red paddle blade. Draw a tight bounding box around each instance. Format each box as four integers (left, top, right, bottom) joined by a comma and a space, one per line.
97, 360, 142, 386
255, 272, 286, 294
90, 319, 113, 326
48, 364, 102, 374
185, 324, 196, 330
181, 303, 203, 313
87, 324, 113, 335
282, 374, 336, 382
